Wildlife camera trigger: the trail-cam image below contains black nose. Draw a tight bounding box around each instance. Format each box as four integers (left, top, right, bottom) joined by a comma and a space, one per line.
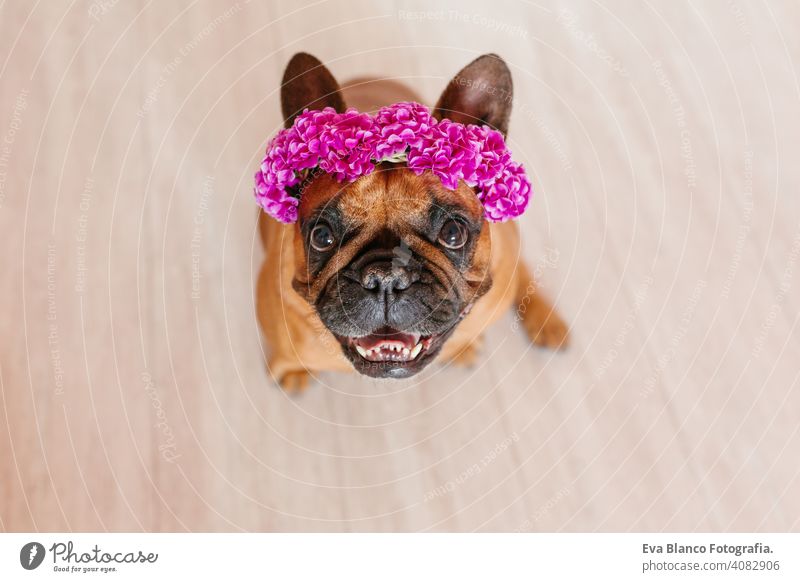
360, 261, 414, 295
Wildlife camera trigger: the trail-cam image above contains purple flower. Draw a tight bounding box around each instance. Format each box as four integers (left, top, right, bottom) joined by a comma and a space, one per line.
478, 162, 531, 221
254, 170, 298, 223
470, 125, 511, 185
318, 108, 378, 181
289, 107, 338, 169
254, 101, 533, 223
374, 102, 436, 159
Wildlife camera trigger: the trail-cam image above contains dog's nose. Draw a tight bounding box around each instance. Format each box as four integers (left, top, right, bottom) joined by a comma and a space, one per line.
360, 261, 414, 295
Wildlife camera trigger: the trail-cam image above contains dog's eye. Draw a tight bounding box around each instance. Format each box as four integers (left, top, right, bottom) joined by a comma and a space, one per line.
310, 223, 336, 252
437, 219, 469, 250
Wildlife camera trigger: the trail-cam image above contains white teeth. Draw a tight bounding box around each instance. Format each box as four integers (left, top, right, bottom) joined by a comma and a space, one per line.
354, 340, 424, 361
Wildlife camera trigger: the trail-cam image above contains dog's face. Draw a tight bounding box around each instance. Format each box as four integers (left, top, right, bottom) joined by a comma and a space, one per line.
292, 167, 492, 378
280, 53, 514, 378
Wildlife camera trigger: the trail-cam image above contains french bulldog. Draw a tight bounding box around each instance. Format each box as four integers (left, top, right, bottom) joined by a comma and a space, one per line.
256, 52, 568, 390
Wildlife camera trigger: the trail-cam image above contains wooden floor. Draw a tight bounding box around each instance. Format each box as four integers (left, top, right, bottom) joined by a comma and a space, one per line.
1, 0, 799, 532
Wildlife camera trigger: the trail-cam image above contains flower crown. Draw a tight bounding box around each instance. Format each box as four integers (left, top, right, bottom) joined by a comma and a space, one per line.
254, 101, 531, 224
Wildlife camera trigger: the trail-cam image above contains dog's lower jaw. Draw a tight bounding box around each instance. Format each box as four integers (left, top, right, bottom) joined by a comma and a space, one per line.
335, 329, 450, 379
331, 304, 474, 378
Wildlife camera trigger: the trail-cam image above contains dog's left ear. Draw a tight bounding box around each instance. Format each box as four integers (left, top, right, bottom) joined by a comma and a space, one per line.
434, 54, 513, 137
281, 52, 346, 128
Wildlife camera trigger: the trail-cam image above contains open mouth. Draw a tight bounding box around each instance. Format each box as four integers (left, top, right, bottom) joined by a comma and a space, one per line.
330, 306, 473, 378
334, 326, 448, 378
346, 328, 435, 363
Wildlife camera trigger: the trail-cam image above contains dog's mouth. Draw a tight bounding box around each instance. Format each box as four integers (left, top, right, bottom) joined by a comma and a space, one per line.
347, 328, 434, 363
333, 326, 451, 378
331, 303, 474, 378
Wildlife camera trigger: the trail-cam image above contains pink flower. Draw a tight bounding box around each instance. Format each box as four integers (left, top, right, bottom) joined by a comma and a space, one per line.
374, 102, 436, 159
254, 170, 298, 223
479, 162, 531, 221
289, 107, 338, 169
470, 125, 511, 185
407, 120, 478, 189
318, 108, 378, 181
253, 101, 533, 223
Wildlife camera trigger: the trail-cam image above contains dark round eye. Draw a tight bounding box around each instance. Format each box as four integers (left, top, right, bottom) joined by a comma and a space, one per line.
437, 219, 469, 250
310, 223, 335, 252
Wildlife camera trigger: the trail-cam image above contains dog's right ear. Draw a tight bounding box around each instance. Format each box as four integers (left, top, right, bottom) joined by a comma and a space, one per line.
281, 53, 346, 128
434, 54, 513, 137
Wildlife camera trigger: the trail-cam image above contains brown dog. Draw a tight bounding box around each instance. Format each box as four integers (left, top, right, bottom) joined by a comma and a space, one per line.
257, 53, 568, 390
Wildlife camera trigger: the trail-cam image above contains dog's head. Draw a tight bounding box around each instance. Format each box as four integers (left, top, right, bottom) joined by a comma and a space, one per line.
281, 53, 514, 378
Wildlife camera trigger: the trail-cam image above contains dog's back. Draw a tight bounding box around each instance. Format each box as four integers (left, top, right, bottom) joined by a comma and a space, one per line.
340, 77, 423, 114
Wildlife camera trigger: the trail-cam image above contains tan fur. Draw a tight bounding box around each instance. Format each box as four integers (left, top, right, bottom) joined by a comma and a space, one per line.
257, 179, 568, 390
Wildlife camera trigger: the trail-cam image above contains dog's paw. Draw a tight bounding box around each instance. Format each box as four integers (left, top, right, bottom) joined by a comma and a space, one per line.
450, 337, 483, 368
278, 370, 311, 392
523, 306, 569, 350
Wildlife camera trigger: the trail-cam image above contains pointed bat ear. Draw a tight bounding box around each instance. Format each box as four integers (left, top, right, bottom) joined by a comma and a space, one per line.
280, 53, 346, 128
433, 54, 513, 136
